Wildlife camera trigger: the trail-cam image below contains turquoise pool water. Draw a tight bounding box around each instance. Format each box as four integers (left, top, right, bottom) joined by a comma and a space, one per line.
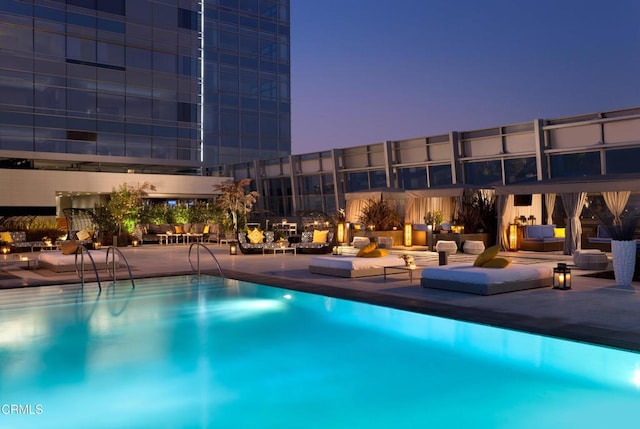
0, 275, 639, 428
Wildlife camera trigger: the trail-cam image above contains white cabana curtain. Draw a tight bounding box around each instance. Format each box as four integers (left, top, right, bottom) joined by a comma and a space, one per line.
404, 197, 454, 224
344, 190, 407, 224
561, 192, 587, 255
345, 199, 367, 224
496, 194, 513, 250
503, 194, 543, 225
602, 191, 631, 225
544, 193, 556, 225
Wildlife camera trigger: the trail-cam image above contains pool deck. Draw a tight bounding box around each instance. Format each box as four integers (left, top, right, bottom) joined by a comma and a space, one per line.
1, 243, 640, 353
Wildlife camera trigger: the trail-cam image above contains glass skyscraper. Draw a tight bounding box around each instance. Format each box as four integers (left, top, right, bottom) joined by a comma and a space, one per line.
203, 0, 291, 167
0, 0, 290, 174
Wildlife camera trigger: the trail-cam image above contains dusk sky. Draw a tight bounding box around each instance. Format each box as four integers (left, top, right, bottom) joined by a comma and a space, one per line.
290, 0, 640, 154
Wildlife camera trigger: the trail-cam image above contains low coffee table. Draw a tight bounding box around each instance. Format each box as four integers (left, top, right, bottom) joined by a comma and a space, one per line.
0, 255, 38, 270
383, 265, 420, 283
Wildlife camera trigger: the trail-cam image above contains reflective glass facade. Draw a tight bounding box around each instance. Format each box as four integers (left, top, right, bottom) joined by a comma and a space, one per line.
0, 0, 290, 174
203, 0, 290, 166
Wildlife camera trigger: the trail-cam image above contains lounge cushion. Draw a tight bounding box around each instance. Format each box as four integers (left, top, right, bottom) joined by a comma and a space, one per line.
247, 228, 265, 244
361, 249, 389, 258
76, 229, 91, 241
312, 230, 329, 243
482, 257, 511, 268
473, 245, 500, 267
61, 240, 80, 255
524, 225, 556, 239
421, 264, 553, 295
357, 242, 377, 257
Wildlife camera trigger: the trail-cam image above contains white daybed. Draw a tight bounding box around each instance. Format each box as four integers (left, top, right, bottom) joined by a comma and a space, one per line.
309, 255, 402, 278
38, 251, 120, 273
420, 264, 553, 295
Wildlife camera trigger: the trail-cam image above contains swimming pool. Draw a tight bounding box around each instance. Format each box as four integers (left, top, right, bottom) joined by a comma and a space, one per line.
0, 275, 638, 428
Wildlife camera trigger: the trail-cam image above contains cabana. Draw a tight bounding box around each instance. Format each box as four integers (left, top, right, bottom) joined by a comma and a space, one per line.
344, 187, 407, 224
494, 176, 640, 255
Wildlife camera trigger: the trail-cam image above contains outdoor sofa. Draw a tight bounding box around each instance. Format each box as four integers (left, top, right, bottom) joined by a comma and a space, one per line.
291, 230, 334, 254
520, 225, 564, 252
1, 231, 55, 252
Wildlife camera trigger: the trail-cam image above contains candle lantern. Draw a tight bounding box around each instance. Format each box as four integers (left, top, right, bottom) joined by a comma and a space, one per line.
508, 224, 519, 251
336, 222, 345, 244
229, 243, 238, 255
403, 223, 412, 247
553, 263, 572, 290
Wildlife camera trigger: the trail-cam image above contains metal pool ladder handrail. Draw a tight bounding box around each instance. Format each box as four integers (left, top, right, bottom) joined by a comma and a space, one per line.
106, 246, 135, 289
189, 242, 224, 278
75, 245, 101, 291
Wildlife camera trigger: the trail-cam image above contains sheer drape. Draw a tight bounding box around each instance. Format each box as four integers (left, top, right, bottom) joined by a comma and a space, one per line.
602, 191, 630, 225
345, 199, 366, 223
544, 193, 556, 225
404, 197, 454, 224
560, 192, 587, 255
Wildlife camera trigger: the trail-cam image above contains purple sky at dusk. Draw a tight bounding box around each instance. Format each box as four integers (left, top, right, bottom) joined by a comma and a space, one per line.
289, 0, 640, 154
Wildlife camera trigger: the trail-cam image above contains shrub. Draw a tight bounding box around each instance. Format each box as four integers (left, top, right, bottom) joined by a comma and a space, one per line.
358, 199, 403, 231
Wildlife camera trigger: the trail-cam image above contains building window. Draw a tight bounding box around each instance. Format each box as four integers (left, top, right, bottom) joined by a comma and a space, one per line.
606, 148, 640, 174
505, 157, 537, 184
550, 152, 601, 178
429, 164, 453, 187
178, 8, 197, 30
177, 102, 197, 123
397, 167, 426, 190
464, 160, 502, 186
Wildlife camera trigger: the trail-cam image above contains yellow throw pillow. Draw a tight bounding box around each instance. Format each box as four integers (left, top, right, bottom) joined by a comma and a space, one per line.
247, 228, 264, 244
473, 245, 500, 267
361, 249, 389, 258
312, 230, 329, 243
482, 257, 511, 268
356, 242, 377, 257
61, 240, 80, 255
0, 231, 13, 243
554, 228, 565, 238
76, 229, 91, 241
203, 224, 210, 234
174, 225, 184, 234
